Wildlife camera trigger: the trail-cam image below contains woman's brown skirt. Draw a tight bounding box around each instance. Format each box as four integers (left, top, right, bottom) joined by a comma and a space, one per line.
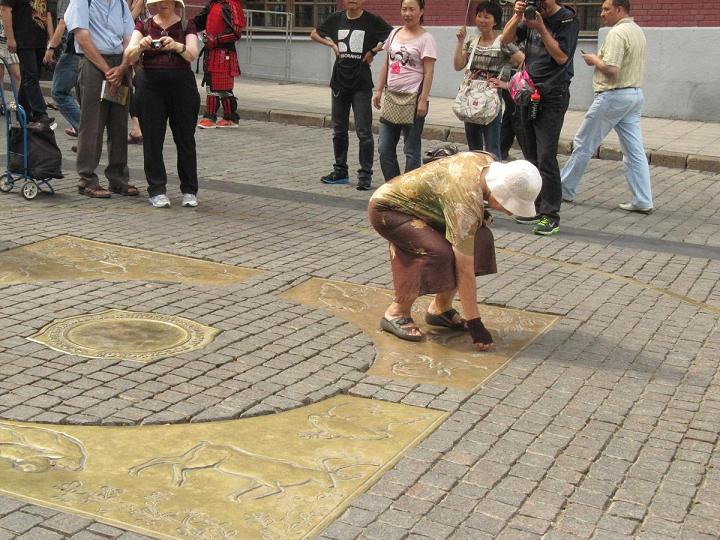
368, 201, 497, 303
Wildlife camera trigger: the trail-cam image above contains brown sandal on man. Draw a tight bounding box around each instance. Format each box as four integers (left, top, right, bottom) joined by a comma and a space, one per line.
109, 184, 139, 196
80, 185, 111, 198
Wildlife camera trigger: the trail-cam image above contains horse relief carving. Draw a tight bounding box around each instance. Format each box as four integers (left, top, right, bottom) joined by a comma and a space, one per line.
299, 402, 430, 440
0, 423, 87, 473
128, 441, 377, 501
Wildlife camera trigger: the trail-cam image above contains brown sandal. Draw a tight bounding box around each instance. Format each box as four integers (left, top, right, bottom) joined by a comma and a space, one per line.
80, 185, 111, 198
109, 184, 139, 196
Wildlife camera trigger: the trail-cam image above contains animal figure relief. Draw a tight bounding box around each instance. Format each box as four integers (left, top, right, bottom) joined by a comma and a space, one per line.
318, 282, 371, 313
300, 402, 430, 440
128, 441, 377, 502
0, 423, 87, 473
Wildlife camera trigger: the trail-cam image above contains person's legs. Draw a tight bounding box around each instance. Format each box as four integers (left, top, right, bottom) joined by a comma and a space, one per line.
378, 122, 402, 181
464, 121, 483, 151
534, 90, 570, 223
103, 56, 131, 190
402, 115, 425, 173
614, 89, 652, 209
51, 52, 81, 131
352, 89, 374, 184
500, 89, 516, 160
136, 70, 169, 196
560, 92, 616, 200
220, 92, 239, 122
76, 58, 108, 190
482, 112, 503, 160
168, 70, 201, 195
330, 89, 351, 178
16, 48, 48, 121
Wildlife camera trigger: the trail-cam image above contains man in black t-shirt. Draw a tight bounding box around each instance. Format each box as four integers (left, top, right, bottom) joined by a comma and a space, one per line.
0, 0, 55, 126
502, 0, 578, 236
311, 0, 391, 191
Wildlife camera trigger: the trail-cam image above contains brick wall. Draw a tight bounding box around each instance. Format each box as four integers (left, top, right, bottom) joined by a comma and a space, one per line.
349, 1, 720, 28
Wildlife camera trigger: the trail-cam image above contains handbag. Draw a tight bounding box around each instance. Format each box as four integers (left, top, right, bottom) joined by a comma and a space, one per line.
452, 37, 502, 125
508, 66, 536, 106
380, 29, 420, 127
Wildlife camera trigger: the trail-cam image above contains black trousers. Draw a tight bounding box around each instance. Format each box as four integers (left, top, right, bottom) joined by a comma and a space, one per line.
16, 48, 48, 121
500, 88, 518, 161
136, 68, 200, 196
515, 85, 570, 222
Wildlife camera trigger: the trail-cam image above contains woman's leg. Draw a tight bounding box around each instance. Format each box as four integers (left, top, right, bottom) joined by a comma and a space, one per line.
378, 122, 402, 181
464, 121, 482, 151
402, 115, 425, 173
136, 71, 170, 196
167, 70, 201, 195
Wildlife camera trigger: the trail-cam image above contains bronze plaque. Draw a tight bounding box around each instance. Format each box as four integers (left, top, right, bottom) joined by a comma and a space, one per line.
0, 396, 445, 539
282, 278, 559, 390
0, 235, 260, 286
28, 309, 221, 362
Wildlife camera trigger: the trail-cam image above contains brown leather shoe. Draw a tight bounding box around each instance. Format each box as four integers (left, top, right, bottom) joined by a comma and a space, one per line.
109, 184, 139, 196
80, 185, 111, 198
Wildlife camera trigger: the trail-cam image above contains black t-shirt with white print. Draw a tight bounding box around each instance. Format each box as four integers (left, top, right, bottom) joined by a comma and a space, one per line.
317, 10, 392, 92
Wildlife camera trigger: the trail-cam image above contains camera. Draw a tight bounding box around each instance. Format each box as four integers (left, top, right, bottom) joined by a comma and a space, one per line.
150, 39, 163, 49
523, 0, 542, 20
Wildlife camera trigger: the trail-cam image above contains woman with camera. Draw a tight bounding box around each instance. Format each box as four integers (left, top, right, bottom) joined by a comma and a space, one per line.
122, 0, 200, 208
453, 1, 523, 159
372, 0, 436, 181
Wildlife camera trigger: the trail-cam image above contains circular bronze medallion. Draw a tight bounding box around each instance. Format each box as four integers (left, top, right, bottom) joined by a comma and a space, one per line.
28, 310, 220, 363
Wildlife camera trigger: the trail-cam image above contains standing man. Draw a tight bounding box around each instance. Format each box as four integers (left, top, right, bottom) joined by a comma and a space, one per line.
0, 0, 55, 126
560, 0, 652, 214
311, 0, 392, 191
502, 0, 579, 236
44, 0, 81, 137
64, 0, 139, 198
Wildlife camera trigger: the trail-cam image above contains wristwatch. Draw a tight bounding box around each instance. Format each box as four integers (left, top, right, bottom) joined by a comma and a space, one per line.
46, 45, 57, 51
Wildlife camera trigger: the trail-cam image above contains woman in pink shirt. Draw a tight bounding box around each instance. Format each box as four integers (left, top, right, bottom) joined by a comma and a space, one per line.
373, 0, 436, 181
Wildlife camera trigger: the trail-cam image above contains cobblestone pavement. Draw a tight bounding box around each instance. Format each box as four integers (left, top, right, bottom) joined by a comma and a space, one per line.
0, 114, 719, 539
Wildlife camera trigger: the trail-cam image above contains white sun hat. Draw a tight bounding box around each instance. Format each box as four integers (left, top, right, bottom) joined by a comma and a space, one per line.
484, 160, 542, 217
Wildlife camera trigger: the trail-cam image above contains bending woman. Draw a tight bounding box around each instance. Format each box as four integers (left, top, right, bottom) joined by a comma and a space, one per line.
453, 1, 523, 158
122, 0, 200, 208
373, 0, 436, 181
368, 152, 541, 350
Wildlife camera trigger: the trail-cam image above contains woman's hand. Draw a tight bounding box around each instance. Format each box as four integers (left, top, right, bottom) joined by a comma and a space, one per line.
372, 91, 382, 110
138, 35, 153, 50
416, 99, 428, 118
487, 76, 508, 89
158, 36, 175, 50
456, 26, 466, 42
43, 49, 55, 65
468, 318, 495, 351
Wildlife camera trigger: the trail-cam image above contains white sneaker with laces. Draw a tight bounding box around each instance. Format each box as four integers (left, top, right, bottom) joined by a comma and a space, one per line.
182, 193, 198, 207
149, 194, 171, 208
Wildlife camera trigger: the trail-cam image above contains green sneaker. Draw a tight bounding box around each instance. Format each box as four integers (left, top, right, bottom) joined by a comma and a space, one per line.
513, 214, 542, 225
533, 217, 560, 236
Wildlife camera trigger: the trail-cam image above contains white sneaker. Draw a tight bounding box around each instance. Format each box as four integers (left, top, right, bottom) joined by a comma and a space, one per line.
149, 194, 171, 208
618, 202, 652, 214
182, 193, 198, 207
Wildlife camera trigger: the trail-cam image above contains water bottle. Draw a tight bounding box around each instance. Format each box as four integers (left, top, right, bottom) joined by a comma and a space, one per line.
529, 89, 541, 120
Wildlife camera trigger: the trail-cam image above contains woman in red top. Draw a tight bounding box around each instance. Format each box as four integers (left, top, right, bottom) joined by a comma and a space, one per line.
122, 0, 200, 208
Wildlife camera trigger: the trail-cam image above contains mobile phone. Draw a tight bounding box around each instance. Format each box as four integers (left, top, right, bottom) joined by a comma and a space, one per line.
580, 49, 587, 54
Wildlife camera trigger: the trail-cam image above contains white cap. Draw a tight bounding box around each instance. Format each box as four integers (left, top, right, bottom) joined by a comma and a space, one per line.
485, 160, 542, 217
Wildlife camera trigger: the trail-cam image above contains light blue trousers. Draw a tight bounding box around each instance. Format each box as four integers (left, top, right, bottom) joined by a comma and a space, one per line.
561, 87, 653, 208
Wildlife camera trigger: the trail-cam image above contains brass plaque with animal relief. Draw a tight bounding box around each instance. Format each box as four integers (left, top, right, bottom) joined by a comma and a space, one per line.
0, 235, 260, 286
282, 278, 559, 390
0, 396, 444, 539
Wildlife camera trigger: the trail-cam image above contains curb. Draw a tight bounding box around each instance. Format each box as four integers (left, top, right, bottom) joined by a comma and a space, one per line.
26, 82, 720, 174
237, 105, 720, 175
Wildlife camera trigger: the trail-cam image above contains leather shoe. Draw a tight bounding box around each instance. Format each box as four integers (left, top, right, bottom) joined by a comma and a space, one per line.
619, 203, 653, 214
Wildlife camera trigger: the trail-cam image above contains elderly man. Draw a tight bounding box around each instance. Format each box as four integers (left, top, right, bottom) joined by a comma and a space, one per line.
560, 0, 652, 213
501, 0, 579, 237
64, 0, 138, 198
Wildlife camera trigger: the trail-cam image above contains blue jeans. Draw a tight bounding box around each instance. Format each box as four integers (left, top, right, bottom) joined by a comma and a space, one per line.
561, 88, 652, 208
330, 88, 374, 181
464, 110, 502, 159
378, 115, 425, 181
51, 52, 81, 131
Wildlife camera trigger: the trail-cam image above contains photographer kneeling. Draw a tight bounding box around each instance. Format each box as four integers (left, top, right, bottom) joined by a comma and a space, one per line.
501, 0, 579, 236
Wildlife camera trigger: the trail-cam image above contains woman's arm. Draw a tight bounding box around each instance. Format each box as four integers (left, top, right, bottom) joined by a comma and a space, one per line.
372, 54, 389, 110
122, 29, 146, 66
510, 50, 525, 67
453, 26, 469, 71
453, 246, 479, 321
416, 56, 435, 118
